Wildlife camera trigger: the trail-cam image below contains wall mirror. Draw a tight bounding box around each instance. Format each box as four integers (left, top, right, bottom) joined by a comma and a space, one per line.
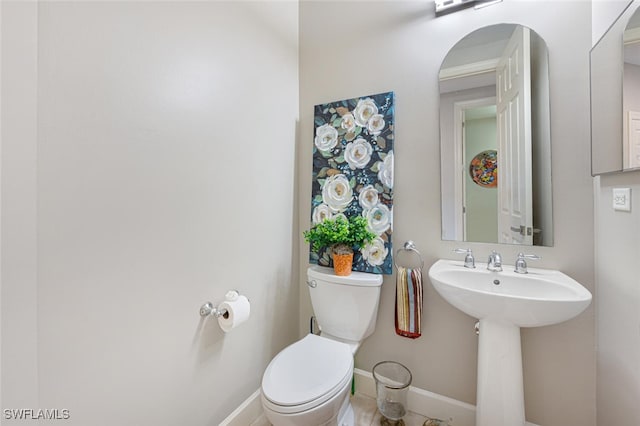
623, 8, 640, 170
590, 2, 640, 175
439, 24, 553, 246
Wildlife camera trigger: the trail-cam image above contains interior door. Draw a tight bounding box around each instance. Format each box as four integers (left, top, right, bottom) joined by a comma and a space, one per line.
496, 26, 533, 245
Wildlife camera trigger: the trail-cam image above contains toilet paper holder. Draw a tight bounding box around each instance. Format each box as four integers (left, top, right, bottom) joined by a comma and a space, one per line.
199, 301, 229, 319
199, 290, 242, 319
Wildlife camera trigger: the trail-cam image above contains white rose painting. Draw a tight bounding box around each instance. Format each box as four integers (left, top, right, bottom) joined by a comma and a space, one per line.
344, 138, 373, 170
322, 174, 353, 212
364, 203, 392, 236
314, 123, 339, 152
360, 237, 389, 267
310, 92, 395, 274
358, 185, 379, 211
312, 203, 333, 225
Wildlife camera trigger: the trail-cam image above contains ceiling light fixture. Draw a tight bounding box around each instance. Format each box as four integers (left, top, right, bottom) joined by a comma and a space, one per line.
435, 0, 503, 16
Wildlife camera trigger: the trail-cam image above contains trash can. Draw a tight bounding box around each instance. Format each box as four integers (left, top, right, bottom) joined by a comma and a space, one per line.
372, 361, 412, 425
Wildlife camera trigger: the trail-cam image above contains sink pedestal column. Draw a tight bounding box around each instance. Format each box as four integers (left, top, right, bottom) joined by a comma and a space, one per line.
476, 318, 525, 426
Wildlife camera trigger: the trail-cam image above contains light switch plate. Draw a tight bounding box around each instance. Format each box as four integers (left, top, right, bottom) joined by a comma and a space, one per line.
613, 188, 631, 212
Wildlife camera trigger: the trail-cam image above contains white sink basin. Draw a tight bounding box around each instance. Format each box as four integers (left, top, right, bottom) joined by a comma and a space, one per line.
428, 258, 592, 426
428, 259, 592, 327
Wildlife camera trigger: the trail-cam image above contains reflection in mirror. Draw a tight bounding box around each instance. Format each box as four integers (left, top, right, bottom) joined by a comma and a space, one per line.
439, 24, 553, 246
624, 8, 640, 169
590, 1, 634, 175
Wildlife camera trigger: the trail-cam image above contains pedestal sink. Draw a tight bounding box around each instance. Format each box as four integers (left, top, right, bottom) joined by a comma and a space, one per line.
428, 259, 592, 426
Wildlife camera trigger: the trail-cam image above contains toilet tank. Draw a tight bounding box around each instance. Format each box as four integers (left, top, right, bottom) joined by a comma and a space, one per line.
307, 265, 383, 343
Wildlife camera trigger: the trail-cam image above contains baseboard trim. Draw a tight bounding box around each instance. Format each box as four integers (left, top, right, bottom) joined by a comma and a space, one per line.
354, 368, 476, 425
354, 368, 540, 426
219, 369, 540, 426
219, 389, 263, 426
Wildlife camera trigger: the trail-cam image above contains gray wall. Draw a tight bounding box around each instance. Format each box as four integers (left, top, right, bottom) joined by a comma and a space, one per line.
299, 2, 595, 425
595, 172, 640, 426
2, 2, 617, 425
1, 2, 299, 424
594, 1, 640, 424
1, 1, 39, 413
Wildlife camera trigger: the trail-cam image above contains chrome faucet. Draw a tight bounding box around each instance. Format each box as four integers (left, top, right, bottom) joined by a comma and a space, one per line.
487, 250, 502, 272
453, 248, 475, 268
514, 253, 540, 274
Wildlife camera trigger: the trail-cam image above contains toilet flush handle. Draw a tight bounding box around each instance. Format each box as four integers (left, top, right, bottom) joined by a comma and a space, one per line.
306, 279, 317, 288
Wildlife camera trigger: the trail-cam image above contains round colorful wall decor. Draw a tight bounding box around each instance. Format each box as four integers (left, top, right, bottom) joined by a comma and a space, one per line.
469, 150, 497, 188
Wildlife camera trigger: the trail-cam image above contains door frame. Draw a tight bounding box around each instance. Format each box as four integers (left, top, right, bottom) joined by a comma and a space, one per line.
452, 96, 497, 241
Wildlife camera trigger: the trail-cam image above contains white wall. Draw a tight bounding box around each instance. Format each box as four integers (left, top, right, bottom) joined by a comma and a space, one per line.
2, 2, 614, 425
2, 2, 299, 424
594, 173, 640, 426
594, 1, 640, 424
0, 0, 3, 412
299, 2, 595, 425
1, 1, 39, 414
593, 0, 634, 45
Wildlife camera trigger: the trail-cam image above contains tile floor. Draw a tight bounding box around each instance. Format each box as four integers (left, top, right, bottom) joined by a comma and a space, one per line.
251, 392, 436, 426
351, 393, 432, 426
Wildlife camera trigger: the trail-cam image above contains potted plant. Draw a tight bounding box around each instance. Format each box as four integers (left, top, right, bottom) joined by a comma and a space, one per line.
303, 216, 377, 276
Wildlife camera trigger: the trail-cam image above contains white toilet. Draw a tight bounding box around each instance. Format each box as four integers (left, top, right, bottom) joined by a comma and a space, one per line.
261, 265, 383, 426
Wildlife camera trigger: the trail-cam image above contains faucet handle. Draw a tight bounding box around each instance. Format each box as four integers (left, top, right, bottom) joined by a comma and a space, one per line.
453, 248, 475, 268
517, 253, 540, 260
487, 250, 503, 271
514, 253, 540, 274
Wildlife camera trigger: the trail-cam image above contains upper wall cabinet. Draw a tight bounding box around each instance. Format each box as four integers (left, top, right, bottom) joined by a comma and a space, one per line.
439, 24, 553, 246
590, 1, 640, 175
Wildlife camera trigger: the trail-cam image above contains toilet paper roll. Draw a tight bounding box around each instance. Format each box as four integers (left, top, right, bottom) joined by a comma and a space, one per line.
217, 295, 250, 332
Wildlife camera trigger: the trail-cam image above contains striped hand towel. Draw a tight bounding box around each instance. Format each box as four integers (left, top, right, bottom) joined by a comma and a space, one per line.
395, 266, 423, 339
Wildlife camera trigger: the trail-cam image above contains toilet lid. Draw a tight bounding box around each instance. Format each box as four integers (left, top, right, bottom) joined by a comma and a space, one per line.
261, 334, 353, 407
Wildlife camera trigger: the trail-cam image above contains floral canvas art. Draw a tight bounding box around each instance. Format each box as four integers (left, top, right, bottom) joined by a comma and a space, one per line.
310, 92, 394, 274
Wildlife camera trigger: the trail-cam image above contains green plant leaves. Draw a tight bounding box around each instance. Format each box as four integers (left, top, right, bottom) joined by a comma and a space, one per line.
303, 216, 376, 253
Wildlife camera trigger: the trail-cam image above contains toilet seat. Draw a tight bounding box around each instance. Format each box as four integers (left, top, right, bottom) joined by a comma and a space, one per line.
261, 334, 354, 414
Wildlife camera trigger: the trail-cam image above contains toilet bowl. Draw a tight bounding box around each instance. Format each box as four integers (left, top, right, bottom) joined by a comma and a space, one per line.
261, 266, 383, 426
261, 334, 354, 426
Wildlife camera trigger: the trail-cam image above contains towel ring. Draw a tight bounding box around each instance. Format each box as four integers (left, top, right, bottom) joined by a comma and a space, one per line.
394, 240, 424, 270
